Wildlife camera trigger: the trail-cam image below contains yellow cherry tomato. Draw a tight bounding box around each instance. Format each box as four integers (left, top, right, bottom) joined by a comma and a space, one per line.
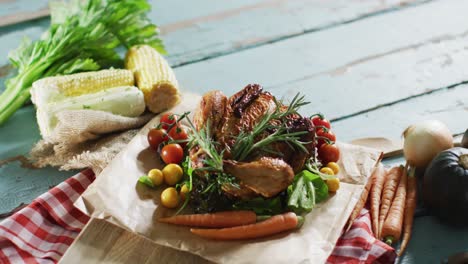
326, 162, 340, 174
148, 169, 164, 186
162, 163, 183, 186
161, 187, 179, 208
320, 167, 335, 175
180, 184, 190, 200
326, 178, 340, 192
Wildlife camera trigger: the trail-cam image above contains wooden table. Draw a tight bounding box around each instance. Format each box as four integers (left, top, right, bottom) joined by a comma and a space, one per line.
0, 0, 467, 263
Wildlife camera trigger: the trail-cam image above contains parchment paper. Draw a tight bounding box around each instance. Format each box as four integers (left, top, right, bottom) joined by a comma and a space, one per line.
74, 92, 382, 264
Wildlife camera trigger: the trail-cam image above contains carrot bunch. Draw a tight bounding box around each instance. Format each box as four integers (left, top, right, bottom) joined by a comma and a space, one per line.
346, 163, 417, 256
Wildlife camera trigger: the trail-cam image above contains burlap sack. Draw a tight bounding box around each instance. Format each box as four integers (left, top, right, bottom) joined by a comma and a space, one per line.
30, 110, 153, 174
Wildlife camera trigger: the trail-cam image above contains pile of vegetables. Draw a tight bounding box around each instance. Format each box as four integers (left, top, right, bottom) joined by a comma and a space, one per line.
346, 163, 417, 256
346, 120, 467, 256
139, 112, 190, 209
0, 0, 165, 125
140, 110, 341, 212
138, 96, 343, 240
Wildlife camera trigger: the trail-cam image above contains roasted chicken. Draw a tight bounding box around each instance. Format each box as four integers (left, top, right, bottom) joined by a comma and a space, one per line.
224, 157, 294, 198
191, 84, 315, 200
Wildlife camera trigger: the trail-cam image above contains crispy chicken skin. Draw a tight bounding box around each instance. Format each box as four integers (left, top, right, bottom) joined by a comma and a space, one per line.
223, 157, 294, 198
191, 84, 315, 199
218, 85, 276, 150
193, 90, 228, 140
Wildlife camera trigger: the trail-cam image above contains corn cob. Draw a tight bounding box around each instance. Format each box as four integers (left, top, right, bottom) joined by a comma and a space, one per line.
35, 86, 145, 137
31, 69, 134, 107
125, 45, 180, 113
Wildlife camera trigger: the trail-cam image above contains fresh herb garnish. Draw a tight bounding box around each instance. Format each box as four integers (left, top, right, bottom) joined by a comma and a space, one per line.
183, 118, 240, 212
231, 93, 310, 161
186, 118, 224, 172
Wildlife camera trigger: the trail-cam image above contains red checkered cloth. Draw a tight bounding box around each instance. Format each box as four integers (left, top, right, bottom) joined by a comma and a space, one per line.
0, 170, 396, 264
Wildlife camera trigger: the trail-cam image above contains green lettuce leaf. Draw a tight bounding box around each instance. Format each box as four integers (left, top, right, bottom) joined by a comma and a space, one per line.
288, 170, 329, 214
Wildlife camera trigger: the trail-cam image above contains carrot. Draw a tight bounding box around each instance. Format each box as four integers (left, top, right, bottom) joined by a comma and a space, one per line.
381, 165, 407, 245
398, 167, 417, 256
370, 164, 386, 237
345, 164, 378, 232
378, 166, 403, 239
190, 212, 301, 240
158, 210, 257, 227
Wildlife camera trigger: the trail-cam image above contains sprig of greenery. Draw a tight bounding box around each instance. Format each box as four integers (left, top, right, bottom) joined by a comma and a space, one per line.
186, 118, 224, 172
183, 117, 241, 212
231, 93, 310, 161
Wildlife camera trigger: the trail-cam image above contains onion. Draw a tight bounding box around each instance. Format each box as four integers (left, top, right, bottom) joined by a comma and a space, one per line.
403, 120, 453, 168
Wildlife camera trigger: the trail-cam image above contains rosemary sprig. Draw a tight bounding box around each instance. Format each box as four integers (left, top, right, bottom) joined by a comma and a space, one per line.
184, 118, 240, 212
231, 93, 310, 161
186, 118, 223, 172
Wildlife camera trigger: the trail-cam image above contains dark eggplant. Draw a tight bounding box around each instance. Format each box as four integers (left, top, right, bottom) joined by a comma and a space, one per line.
423, 147, 468, 226
462, 129, 468, 148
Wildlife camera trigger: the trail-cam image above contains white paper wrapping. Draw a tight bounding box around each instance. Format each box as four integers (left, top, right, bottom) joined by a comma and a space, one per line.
74, 92, 381, 264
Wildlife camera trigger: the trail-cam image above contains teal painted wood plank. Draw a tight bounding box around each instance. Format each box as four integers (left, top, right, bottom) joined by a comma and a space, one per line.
158, 0, 428, 66
0, 105, 78, 216
271, 31, 468, 121
332, 84, 468, 142
171, 0, 468, 120
172, 0, 468, 90
0, 0, 264, 65
398, 216, 468, 263
0, 0, 426, 67
0, 0, 48, 18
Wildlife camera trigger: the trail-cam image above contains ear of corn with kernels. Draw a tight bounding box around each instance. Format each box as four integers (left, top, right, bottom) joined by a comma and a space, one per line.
30, 69, 145, 138
31, 69, 135, 107
35, 86, 145, 137
125, 45, 180, 113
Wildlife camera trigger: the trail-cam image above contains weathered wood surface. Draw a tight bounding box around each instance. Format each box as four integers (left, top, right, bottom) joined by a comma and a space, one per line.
172, 0, 468, 136
0, 105, 77, 214
0, 0, 426, 67
333, 84, 468, 142
0, 0, 48, 27
0, 0, 467, 263
60, 218, 209, 264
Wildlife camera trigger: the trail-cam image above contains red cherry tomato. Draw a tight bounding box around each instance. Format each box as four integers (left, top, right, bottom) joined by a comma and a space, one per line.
318, 144, 340, 164
147, 128, 168, 150
316, 129, 336, 147
161, 144, 184, 164
311, 116, 331, 130
168, 126, 189, 148
168, 126, 188, 140
160, 112, 177, 130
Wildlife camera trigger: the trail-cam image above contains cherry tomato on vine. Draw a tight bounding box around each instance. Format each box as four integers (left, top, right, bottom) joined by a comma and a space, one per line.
161, 143, 184, 164
147, 128, 168, 150
168, 126, 189, 141
160, 112, 177, 130
316, 129, 336, 147
318, 144, 340, 164
311, 116, 331, 130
